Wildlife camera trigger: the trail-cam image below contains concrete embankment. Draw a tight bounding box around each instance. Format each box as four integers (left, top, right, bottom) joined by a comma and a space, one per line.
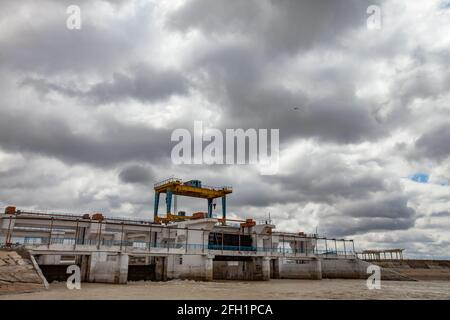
322, 259, 415, 281
274, 258, 414, 281
370, 260, 450, 281
0, 248, 48, 295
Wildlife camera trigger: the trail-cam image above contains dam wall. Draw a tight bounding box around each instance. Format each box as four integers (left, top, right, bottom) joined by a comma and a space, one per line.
322, 258, 414, 281
88, 252, 129, 284
169, 255, 271, 281
276, 258, 322, 280
3, 247, 420, 292
168, 254, 213, 281
322, 258, 369, 279
0, 210, 363, 284
370, 259, 450, 281
213, 257, 270, 281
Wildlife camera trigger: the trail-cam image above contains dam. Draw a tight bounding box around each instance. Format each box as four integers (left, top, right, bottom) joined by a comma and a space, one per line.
0, 178, 385, 285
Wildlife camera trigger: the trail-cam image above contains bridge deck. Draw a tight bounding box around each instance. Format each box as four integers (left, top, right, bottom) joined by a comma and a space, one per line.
22, 242, 354, 260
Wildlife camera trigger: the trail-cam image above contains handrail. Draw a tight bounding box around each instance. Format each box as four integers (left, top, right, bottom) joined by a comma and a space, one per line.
3, 237, 354, 257
202, 185, 233, 191
3, 209, 155, 225
153, 178, 232, 192
154, 177, 183, 188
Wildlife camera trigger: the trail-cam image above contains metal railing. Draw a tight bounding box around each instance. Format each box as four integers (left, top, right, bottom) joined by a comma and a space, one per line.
15, 209, 84, 219
2, 209, 156, 226
201, 185, 233, 192
153, 178, 232, 192
154, 177, 183, 188
1, 237, 354, 257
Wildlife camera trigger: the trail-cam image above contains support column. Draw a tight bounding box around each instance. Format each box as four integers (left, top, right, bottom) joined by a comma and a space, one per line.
154, 192, 160, 220
88, 252, 106, 283
262, 257, 270, 281
117, 253, 129, 284
166, 190, 172, 215
221, 196, 226, 223
80, 255, 90, 282
48, 217, 54, 247
272, 258, 281, 279
207, 198, 213, 218
155, 256, 168, 281
311, 258, 322, 280
204, 254, 214, 281
120, 223, 125, 251
74, 219, 79, 249
88, 252, 129, 284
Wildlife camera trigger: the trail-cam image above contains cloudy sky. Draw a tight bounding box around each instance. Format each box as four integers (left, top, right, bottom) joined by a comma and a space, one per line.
0, 0, 449, 258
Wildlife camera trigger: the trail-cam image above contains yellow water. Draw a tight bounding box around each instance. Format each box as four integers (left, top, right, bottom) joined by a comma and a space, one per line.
1, 279, 450, 300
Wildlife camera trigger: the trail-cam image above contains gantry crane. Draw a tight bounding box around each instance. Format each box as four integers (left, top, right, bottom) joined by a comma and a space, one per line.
153, 178, 232, 224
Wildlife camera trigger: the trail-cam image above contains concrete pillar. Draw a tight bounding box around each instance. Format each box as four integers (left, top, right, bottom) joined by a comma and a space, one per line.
155, 256, 167, 281
204, 254, 214, 281
88, 252, 105, 283
80, 255, 90, 282
311, 258, 322, 280
271, 258, 281, 279
117, 253, 128, 284
261, 257, 270, 281
88, 252, 129, 284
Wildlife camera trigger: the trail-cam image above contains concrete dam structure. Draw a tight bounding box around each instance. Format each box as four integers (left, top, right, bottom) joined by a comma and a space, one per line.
0, 209, 375, 284
0, 178, 392, 285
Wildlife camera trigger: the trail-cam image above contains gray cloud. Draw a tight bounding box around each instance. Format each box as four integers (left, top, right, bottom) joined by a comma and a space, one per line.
168, 0, 381, 55
87, 66, 189, 104
119, 164, 154, 185
169, 3, 387, 145
0, 0, 154, 75
342, 195, 416, 219
0, 108, 172, 167
430, 211, 450, 218
413, 123, 450, 162
321, 195, 416, 237
22, 64, 189, 104
267, 155, 387, 204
